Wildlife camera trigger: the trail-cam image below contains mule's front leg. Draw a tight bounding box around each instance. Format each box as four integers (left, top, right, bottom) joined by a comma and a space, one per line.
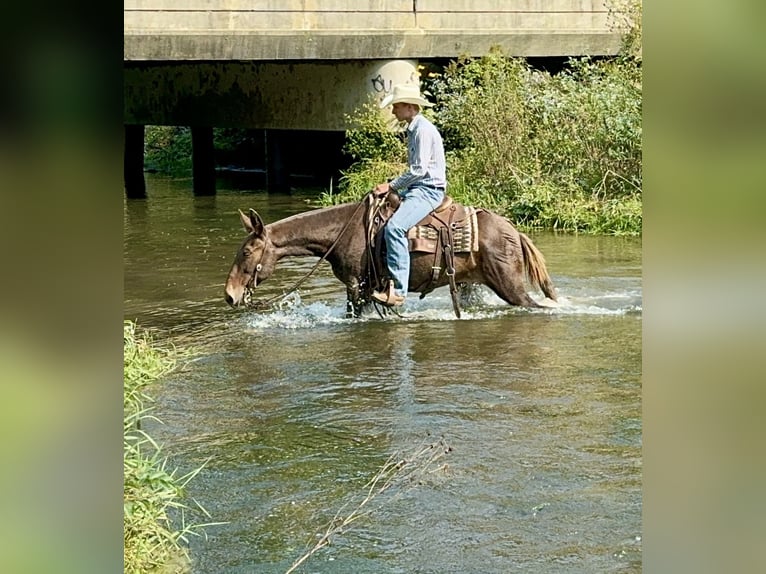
345, 282, 362, 318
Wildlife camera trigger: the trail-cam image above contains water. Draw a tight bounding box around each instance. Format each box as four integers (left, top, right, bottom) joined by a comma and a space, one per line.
125, 174, 642, 573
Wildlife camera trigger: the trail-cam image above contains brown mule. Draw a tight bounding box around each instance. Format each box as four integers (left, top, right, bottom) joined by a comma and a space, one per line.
224, 198, 557, 317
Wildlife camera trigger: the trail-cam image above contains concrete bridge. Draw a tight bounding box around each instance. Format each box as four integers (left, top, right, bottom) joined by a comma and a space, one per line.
124, 1, 623, 196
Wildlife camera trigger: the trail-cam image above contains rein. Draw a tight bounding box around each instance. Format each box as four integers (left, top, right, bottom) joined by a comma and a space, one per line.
247, 196, 371, 309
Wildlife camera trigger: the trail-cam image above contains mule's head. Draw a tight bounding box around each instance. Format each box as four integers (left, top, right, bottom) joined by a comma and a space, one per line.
224, 209, 277, 308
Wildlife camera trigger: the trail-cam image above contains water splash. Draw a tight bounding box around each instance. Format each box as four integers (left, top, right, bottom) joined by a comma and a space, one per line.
235, 283, 641, 331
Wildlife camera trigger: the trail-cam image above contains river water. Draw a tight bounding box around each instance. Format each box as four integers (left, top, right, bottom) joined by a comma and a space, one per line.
124, 174, 642, 573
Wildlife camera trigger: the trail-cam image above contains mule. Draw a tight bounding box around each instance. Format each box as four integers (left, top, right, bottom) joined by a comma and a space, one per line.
224, 195, 557, 316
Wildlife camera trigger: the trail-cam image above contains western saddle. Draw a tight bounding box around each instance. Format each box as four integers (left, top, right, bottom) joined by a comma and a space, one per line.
362, 191, 480, 318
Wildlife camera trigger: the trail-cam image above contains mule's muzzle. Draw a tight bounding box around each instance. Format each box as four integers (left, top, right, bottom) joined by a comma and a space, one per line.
224, 286, 243, 308
224, 284, 254, 308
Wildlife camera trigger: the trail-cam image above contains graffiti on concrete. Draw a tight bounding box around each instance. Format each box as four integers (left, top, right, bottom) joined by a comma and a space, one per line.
371, 68, 419, 99
370, 74, 392, 94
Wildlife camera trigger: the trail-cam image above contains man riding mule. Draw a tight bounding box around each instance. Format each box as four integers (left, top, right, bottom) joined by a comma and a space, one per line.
370, 84, 447, 308
224, 87, 558, 317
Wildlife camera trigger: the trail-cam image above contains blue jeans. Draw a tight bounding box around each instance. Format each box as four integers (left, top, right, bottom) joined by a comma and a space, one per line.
384, 185, 445, 297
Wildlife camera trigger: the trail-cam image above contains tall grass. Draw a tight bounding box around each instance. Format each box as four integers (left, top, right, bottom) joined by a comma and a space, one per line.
124, 321, 211, 574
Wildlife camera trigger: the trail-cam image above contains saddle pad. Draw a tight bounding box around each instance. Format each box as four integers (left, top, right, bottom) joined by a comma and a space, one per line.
407, 206, 479, 253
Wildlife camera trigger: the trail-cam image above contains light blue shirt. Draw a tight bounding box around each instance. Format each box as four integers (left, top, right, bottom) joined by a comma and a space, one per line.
389, 114, 447, 192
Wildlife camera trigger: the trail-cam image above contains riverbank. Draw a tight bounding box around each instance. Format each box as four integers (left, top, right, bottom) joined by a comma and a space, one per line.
124, 321, 201, 574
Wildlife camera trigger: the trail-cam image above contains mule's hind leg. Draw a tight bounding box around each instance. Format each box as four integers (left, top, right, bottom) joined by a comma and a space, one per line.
485, 266, 540, 307
482, 251, 541, 308
457, 282, 484, 308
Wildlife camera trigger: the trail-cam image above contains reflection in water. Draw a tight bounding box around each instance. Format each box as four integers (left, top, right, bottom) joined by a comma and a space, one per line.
126, 175, 641, 573
390, 331, 416, 438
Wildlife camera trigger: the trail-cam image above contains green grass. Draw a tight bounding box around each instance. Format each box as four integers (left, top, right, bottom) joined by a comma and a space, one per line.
124, 321, 213, 574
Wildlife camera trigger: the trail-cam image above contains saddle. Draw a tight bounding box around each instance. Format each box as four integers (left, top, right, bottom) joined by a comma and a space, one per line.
363, 191, 480, 317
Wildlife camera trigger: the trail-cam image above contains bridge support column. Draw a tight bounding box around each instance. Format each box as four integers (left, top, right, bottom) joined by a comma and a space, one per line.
265, 129, 290, 192
192, 126, 216, 196
124, 124, 146, 199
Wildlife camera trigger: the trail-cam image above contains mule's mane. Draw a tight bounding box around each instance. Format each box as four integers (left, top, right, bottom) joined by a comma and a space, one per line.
269, 203, 358, 231
266, 202, 362, 258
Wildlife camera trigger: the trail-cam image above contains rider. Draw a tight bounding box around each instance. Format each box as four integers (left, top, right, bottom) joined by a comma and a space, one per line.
371, 84, 447, 307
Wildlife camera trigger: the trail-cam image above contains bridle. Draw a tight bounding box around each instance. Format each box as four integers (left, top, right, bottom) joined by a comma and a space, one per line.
242, 196, 370, 309
242, 256, 263, 306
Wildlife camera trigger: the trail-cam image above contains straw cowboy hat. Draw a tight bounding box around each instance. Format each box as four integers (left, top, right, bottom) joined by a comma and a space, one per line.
380, 84, 434, 108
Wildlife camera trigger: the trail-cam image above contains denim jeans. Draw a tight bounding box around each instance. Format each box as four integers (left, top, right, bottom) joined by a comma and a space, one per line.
384, 185, 445, 297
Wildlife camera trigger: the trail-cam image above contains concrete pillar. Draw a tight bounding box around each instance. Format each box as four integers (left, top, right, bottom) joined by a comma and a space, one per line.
124, 124, 146, 199
191, 126, 216, 196
265, 129, 290, 192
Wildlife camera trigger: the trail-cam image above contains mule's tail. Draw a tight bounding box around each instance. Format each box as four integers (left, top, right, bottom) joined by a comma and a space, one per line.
519, 233, 558, 302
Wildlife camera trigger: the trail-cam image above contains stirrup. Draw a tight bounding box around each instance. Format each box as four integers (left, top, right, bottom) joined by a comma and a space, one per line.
371, 282, 405, 307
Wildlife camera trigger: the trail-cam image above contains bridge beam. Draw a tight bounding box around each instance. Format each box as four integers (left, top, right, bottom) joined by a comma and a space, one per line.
125, 59, 419, 131
124, 1, 622, 61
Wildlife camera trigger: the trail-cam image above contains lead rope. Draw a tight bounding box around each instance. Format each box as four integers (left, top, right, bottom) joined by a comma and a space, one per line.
248, 196, 371, 309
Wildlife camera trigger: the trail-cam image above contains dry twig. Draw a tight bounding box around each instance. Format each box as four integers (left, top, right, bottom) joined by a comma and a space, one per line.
285, 437, 452, 574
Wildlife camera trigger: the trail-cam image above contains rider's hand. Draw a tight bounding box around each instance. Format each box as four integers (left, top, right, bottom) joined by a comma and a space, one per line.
372, 182, 391, 198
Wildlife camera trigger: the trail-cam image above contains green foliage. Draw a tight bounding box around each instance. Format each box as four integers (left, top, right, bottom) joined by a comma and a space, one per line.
213, 128, 255, 153
144, 127, 261, 175
342, 98, 407, 163
144, 126, 193, 175
427, 50, 534, 194
508, 183, 642, 235
124, 321, 212, 574
427, 47, 642, 202
321, 46, 642, 236
315, 98, 408, 203
526, 56, 642, 198
607, 0, 642, 62
317, 158, 406, 205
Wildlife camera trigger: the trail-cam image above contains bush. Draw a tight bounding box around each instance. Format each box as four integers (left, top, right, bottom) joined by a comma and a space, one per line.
320, 44, 642, 236
607, 0, 642, 62
342, 98, 407, 164
317, 98, 408, 204
144, 126, 193, 175
143, 127, 261, 175
426, 47, 641, 203
318, 158, 406, 205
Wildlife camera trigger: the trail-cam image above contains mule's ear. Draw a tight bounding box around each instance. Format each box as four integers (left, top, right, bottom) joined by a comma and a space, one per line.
239, 208, 264, 235
248, 208, 265, 236
238, 209, 253, 233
